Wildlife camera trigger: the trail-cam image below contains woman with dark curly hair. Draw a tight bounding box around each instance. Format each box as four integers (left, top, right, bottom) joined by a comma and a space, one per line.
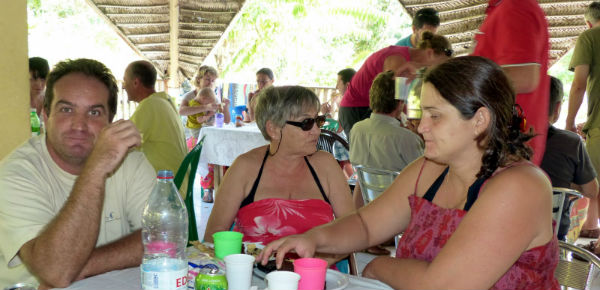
259, 56, 559, 289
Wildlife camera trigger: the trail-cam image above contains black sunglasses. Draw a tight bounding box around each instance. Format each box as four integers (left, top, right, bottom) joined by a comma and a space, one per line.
286, 115, 326, 131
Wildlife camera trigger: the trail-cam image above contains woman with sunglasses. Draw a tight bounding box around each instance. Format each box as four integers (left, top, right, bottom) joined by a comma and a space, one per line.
204, 86, 355, 264
259, 57, 559, 289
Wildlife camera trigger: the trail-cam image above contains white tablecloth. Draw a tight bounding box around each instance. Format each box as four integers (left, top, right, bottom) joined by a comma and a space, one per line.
55, 267, 393, 290
197, 123, 269, 177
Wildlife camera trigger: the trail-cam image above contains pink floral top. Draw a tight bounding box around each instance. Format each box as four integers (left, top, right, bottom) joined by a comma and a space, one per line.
395, 163, 559, 289
233, 198, 334, 244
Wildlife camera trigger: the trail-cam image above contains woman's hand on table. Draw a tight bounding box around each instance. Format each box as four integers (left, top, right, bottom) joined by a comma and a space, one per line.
258, 234, 317, 269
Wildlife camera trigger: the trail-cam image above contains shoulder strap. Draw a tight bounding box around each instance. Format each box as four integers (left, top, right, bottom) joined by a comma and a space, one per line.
463, 177, 486, 211
304, 157, 330, 204
423, 167, 449, 202
414, 160, 427, 196
240, 148, 270, 209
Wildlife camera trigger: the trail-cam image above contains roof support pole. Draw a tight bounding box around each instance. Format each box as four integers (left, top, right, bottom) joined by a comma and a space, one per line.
169, 0, 180, 88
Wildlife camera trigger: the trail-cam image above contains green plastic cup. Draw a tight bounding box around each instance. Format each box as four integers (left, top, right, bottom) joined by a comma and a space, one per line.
212, 231, 243, 259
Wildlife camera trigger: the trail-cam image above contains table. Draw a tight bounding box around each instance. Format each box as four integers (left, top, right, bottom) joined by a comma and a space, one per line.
54, 266, 393, 290
197, 123, 269, 191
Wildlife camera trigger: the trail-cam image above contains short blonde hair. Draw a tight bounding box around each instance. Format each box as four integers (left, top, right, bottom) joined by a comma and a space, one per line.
255, 86, 320, 141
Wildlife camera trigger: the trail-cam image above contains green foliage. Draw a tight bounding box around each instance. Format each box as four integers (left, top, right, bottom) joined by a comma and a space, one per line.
27, 0, 138, 79
213, 0, 408, 86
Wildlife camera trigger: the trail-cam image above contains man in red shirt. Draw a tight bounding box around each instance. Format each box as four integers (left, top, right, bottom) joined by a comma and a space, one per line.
471, 0, 550, 165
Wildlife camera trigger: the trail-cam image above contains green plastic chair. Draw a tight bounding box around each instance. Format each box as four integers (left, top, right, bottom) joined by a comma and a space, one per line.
174, 135, 206, 245
321, 118, 339, 132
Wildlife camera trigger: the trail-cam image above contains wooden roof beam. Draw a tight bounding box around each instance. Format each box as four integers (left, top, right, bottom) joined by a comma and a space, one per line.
96, 4, 168, 8
82, 0, 163, 78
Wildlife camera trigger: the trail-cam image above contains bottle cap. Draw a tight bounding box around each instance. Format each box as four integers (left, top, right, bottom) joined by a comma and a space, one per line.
157, 170, 174, 179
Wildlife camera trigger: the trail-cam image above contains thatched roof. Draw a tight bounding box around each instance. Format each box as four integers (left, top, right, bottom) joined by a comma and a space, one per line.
85, 0, 245, 81
85, 0, 590, 84
399, 0, 592, 65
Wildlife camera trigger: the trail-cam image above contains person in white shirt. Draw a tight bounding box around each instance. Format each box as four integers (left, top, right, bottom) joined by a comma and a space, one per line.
0, 58, 155, 288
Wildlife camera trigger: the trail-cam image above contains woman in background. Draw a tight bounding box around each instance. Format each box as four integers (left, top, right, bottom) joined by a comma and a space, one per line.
260, 56, 558, 289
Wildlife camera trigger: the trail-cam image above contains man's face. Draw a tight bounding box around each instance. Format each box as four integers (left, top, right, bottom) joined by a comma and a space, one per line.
256, 73, 273, 91
414, 24, 438, 44
44, 72, 110, 171
122, 69, 136, 102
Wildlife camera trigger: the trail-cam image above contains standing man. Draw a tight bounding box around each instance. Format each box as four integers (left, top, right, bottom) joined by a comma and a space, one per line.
29, 57, 49, 116
396, 8, 440, 48
471, 0, 550, 165
565, 2, 600, 239
123, 60, 187, 173
0, 58, 156, 288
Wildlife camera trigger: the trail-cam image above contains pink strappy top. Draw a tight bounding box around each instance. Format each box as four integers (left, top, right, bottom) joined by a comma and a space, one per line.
395, 161, 559, 289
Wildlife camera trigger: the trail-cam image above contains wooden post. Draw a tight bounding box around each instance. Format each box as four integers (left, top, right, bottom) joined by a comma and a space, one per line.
169, 0, 180, 89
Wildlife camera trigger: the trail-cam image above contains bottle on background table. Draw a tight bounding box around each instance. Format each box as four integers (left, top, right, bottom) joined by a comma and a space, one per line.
30, 108, 40, 137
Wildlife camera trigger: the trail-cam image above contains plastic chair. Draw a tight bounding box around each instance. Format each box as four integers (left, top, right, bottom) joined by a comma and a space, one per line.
174, 135, 206, 245
321, 118, 339, 132
552, 187, 583, 236
355, 165, 400, 204
555, 241, 600, 290
317, 129, 348, 153
352, 165, 400, 275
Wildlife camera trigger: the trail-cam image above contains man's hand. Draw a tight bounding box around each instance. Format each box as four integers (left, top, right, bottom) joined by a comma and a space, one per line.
577, 122, 586, 139
85, 120, 141, 177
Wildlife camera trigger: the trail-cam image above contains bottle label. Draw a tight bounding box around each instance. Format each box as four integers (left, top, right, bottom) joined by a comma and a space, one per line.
141, 258, 188, 290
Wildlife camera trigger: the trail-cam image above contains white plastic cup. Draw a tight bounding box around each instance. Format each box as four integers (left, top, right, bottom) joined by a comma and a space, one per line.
265, 271, 301, 290
215, 113, 225, 128
395, 77, 411, 101
224, 253, 255, 290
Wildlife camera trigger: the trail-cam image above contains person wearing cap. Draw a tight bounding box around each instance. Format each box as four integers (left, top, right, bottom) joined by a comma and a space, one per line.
396, 8, 441, 48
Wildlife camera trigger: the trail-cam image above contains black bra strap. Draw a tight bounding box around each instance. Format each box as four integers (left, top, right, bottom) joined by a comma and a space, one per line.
423, 167, 449, 202
423, 166, 486, 211
240, 148, 270, 209
463, 178, 485, 211
304, 157, 330, 204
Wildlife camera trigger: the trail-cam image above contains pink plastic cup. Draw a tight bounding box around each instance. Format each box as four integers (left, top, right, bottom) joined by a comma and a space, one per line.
293, 258, 327, 290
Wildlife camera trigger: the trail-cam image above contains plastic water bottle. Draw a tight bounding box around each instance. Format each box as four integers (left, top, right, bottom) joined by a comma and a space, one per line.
141, 170, 189, 290
30, 108, 40, 137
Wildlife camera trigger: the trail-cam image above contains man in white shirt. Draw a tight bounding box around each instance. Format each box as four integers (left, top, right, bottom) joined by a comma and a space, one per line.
0, 58, 155, 288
